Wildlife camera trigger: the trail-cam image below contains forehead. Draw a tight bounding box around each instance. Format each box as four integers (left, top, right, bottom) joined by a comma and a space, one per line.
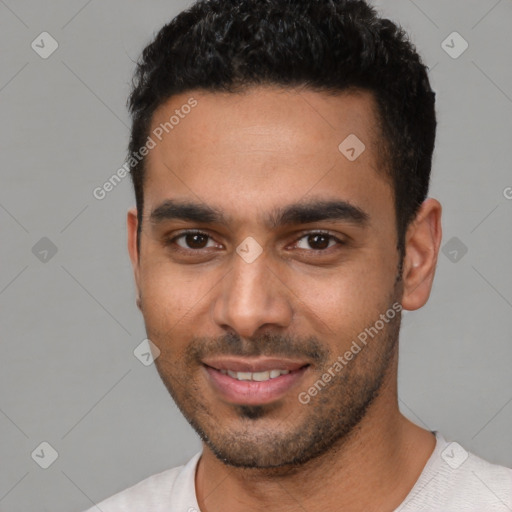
143, 86, 392, 227
149, 86, 382, 161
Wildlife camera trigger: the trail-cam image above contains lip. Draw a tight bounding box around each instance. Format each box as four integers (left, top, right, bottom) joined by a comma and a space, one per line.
202, 356, 308, 373
203, 359, 310, 406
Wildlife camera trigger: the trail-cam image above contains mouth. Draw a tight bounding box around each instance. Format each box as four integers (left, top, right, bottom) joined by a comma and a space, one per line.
202, 357, 310, 405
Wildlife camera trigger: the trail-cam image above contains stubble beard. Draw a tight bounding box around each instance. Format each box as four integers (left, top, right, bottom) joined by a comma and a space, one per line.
151, 292, 401, 470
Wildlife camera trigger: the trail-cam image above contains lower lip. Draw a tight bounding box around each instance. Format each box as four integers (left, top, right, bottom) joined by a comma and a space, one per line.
203, 365, 308, 405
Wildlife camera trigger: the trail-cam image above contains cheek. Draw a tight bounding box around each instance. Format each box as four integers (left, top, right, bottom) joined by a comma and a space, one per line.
282, 251, 397, 337
139, 259, 202, 328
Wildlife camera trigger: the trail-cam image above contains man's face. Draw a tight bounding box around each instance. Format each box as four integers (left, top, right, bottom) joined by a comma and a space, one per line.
129, 86, 404, 468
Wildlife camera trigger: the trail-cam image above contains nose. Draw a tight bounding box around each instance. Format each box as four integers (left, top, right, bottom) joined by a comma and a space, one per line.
211, 249, 294, 340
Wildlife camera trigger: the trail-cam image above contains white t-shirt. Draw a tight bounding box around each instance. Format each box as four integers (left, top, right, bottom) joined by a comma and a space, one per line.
83, 431, 512, 511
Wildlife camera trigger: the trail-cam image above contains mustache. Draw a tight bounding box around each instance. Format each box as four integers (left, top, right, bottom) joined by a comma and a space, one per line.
185, 331, 330, 365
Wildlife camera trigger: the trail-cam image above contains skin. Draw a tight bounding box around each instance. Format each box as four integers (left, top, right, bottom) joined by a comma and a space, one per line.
127, 85, 442, 512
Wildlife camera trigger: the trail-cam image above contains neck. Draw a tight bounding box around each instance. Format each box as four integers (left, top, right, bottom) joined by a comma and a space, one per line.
195, 350, 436, 512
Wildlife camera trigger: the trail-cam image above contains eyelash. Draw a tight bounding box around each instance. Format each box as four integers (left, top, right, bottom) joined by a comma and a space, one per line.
164, 229, 346, 254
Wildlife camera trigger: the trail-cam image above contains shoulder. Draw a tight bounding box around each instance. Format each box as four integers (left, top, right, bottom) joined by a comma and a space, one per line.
442, 446, 512, 507
82, 452, 201, 512
400, 433, 512, 511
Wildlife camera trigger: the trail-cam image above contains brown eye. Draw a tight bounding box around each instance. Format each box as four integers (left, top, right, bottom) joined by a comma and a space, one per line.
308, 234, 330, 250
171, 231, 216, 250
184, 233, 208, 249
295, 232, 340, 251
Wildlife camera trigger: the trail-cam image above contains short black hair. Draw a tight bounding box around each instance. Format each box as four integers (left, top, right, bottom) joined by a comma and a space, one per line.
128, 0, 436, 257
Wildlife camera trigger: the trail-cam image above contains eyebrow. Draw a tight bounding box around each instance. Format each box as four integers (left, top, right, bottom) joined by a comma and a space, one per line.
149, 198, 369, 229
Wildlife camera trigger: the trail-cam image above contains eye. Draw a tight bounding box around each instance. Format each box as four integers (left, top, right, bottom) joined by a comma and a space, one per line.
168, 230, 219, 251
294, 232, 344, 251
164, 230, 346, 255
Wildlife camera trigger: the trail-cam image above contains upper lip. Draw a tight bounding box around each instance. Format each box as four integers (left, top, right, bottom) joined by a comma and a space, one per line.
202, 356, 309, 373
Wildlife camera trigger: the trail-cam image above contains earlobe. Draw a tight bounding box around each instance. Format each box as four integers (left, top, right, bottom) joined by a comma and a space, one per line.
401, 198, 442, 311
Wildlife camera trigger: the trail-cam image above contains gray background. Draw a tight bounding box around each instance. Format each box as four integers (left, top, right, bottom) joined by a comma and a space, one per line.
0, 0, 511, 511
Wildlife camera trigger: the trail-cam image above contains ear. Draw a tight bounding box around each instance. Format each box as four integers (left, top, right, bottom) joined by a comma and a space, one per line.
401, 198, 442, 311
127, 207, 142, 307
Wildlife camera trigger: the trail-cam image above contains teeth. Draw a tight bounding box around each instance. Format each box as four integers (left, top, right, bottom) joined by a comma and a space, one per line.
252, 371, 270, 381
223, 369, 291, 381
